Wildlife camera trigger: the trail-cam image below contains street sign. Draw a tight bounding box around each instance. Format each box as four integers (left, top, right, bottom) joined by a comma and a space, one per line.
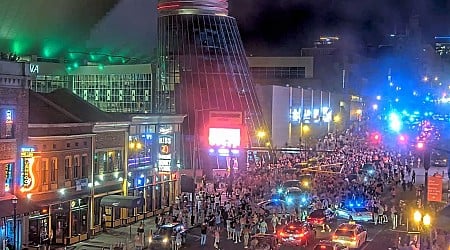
428, 175, 443, 202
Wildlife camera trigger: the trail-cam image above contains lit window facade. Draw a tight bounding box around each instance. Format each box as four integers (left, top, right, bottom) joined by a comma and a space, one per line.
29, 75, 71, 93
251, 67, 306, 80
72, 74, 153, 113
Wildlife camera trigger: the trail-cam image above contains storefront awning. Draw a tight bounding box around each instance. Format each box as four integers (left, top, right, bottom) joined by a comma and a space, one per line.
0, 197, 43, 218
100, 195, 144, 209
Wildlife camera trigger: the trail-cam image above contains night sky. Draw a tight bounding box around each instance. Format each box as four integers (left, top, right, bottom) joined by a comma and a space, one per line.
229, 0, 450, 56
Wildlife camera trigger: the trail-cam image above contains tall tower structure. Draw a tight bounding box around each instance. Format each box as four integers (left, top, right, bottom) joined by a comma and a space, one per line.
157, 0, 267, 171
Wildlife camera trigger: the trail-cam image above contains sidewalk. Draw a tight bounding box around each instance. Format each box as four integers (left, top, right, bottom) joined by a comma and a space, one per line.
70, 216, 159, 250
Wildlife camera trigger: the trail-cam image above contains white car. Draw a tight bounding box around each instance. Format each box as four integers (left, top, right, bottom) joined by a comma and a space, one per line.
332, 223, 367, 249
334, 207, 372, 222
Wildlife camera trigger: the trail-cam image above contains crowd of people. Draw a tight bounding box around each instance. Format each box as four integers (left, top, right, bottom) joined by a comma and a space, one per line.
160, 124, 425, 249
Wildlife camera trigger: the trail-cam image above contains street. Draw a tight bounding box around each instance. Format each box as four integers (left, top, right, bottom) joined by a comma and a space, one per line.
185, 218, 395, 250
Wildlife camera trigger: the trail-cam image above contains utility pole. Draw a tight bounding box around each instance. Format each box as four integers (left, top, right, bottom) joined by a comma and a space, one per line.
423, 149, 431, 207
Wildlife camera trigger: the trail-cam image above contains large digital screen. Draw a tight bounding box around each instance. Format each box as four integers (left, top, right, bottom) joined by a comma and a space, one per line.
208, 128, 241, 148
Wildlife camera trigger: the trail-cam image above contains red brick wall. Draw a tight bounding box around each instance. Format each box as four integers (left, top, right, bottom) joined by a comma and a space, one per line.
95, 131, 125, 149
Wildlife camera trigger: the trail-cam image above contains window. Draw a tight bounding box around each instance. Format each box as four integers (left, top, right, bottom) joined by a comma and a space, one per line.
81, 155, 88, 178
64, 157, 71, 180
50, 158, 58, 184
0, 108, 14, 139
93, 154, 99, 174
41, 159, 49, 185
73, 155, 80, 179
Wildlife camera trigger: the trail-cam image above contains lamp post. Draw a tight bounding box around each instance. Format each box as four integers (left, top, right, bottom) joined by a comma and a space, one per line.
12, 196, 18, 250
301, 125, 310, 149
412, 209, 432, 248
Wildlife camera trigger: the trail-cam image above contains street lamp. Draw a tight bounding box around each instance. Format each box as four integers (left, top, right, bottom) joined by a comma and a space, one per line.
301, 125, 310, 148
12, 196, 18, 250
256, 130, 266, 146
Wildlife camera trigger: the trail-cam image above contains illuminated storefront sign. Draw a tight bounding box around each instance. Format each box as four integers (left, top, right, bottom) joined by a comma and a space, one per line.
4, 163, 12, 192
29, 64, 39, 74
290, 107, 332, 123
20, 147, 36, 192
158, 135, 173, 172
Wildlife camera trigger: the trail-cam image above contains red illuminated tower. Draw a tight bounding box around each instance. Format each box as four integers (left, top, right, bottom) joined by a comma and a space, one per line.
156, 0, 267, 171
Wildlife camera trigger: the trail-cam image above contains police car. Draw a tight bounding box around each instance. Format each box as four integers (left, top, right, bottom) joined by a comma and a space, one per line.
334, 200, 372, 222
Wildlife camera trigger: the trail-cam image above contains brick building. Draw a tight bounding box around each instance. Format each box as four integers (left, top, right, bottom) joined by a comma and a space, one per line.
0, 61, 31, 248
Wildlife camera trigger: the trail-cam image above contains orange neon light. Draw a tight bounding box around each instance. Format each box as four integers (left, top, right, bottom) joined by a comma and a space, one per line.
20, 157, 36, 193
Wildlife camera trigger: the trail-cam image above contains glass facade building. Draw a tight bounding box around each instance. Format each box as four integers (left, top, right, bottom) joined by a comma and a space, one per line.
156, 0, 267, 144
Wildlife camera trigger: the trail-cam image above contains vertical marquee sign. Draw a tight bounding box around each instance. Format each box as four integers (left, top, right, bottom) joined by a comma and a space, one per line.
158, 125, 173, 172
20, 147, 36, 192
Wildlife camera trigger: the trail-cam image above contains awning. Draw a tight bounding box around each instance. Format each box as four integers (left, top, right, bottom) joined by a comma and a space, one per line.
0, 197, 44, 218
100, 195, 144, 209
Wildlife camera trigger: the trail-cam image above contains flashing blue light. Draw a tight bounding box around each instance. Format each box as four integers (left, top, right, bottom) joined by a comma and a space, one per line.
425, 96, 431, 102
409, 117, 415, 122
301, 197, 307, 203
287, 197, 293, 204
389, 112, 402, 132
349, 203, 354, 207
277, 188, 284, 194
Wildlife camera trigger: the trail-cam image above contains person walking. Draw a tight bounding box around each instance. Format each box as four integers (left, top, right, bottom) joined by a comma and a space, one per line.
235, 220, 242, 243
214, 229, 221, 249
259, 219, 268, 234
391, 205, 398, 230
271, 214, 279, 233
243, 226, 250, 249
200, 222, 207, 246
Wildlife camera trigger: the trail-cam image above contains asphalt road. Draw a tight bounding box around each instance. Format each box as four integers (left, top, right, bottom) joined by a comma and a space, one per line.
183, 217, 397, 250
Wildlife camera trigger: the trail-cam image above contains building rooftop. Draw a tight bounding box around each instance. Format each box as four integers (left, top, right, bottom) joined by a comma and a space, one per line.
29, 88, 115, 124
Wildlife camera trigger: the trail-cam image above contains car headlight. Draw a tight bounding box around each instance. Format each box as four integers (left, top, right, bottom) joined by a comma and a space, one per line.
148, 238, 153, 244
303, 181, 309, 187
287, 197, 293, 204
162, 238, 169, 243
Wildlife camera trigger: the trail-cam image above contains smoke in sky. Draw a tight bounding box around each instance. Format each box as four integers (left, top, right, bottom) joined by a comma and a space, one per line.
229, 0, 450, 56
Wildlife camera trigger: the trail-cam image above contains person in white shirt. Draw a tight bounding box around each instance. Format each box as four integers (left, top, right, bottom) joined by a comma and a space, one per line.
271, 214, 279, 233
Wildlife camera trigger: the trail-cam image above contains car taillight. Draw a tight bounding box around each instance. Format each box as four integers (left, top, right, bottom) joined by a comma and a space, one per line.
332, 235, 337, 240
279, 231, 286, 237
299, 233, 304, 237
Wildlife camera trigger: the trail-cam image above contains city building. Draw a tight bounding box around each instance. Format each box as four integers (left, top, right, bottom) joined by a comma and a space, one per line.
256, 85, 352, 147
0, 62, 184, 248
0, 60, 31, 249
435, 36, 450, 57
156, 0, 268, 175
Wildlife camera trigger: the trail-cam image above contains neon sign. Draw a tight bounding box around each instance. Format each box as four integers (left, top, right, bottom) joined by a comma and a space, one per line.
158, 135, 173, 172
20, 147, 36, 192
29, 64, 39, 74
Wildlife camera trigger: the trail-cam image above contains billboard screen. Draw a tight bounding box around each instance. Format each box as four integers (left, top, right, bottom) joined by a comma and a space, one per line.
208, 128, 241, 148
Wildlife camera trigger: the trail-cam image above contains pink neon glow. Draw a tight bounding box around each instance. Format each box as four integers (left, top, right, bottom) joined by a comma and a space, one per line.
208, 128, 240, 148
